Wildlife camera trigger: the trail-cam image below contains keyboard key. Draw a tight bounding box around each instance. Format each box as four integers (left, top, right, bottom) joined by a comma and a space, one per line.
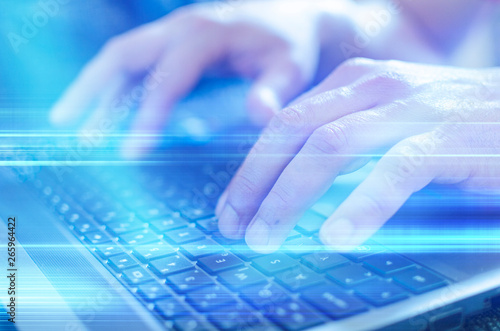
301, 252, 349, 272
57, 202, 70, 215
119, 229, 159, 246
252, 253, 299, 275
354, 279, 409, 306
121, 266, 155, 285
240, 283, 290, 309
264, 300, 325, 331
136, 203, 173, 220
49, 193, 62, 207
196, 217, 219, 233
326, 264, 375, 287
218, 266, 267, 290
363, 253, 415, 276
232, 246, 262, 261
124, 195, 158, 210
302, 285, 368, 319
174, 316, 208, 331
106, 219, 145, 236
95, 244, 123, 259
150, 215, 189, 233
197, 252, 244, 274
73, 189, 95, 203
165, 193, 191, 211
167, 269, 214, 293
108, 253, 138, 272
393, 268, 447, 294
164, 227, 205, 245
65, 212, 82, 224
83, 230, 111, 245
286, 229, 302, 241
340, 240, 386, 262
181, 206, 215, 222
94, 209, 137, 224
137, 283, 171, 301
209, 304, 260, 331
186, 285, 236, 312
155, 298, 190, 319
133, 242, 177, 263
275, 266, 324, 292
81, 198, 107, 214
282, 237, 321, 257
211, 233, 244, 246
295, 211, 326, 235
181, 238, 224, 260
72, 218, 98, 234
84, 199, 122, 216
149, 255, 194, 277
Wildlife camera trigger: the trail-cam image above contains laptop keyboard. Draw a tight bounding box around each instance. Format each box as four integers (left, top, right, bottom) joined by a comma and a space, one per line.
24, 165, 450, 331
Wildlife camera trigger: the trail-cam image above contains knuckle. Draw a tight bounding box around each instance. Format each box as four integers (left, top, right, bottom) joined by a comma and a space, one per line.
340, 57, 377, 70
330, 57, 378, 80
257, 190, 292, 226
271, 106, 309, 135
383, 139, 431, 186
166, 6, 222, 31
228, 171, 260, 206
267, 187, 293, 210
363, 71, 410, 91
307, 123, 348, 155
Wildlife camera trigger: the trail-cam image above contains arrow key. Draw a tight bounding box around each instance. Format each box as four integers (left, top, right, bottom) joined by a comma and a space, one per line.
326, 264, 375, 287
363, 253, 414, 276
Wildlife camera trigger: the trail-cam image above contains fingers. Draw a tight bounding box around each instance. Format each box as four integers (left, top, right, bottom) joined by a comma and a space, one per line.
121, 30, 226, 159
244, 108, 421, 253
50, 22, 170, 126
79, 74, 130, 136
319, 131, 451, 250
246, 58, 309, 125
217, 82, 381, 239
290, 57, 379, 106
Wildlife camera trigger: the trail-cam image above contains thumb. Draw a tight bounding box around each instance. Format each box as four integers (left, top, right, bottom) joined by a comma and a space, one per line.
246, 60, 309, 125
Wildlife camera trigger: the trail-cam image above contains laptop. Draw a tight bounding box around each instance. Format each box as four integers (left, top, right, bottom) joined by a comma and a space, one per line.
1, 79, 500, 331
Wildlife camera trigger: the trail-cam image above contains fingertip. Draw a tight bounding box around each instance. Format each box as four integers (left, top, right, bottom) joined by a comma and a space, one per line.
319, 217, 356, 251
217, 204, 243, 240
245, 218, 282, 254
246, 85, 282, 126
49, 103, 72, 127
215, 190, 228, 217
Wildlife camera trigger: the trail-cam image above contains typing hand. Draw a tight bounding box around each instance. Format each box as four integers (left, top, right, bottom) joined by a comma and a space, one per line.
216, 58, 500, 253
49, 1, 341, 159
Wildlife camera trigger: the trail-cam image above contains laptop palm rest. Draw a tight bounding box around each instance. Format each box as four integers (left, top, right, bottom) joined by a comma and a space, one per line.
0, 174, 163, 331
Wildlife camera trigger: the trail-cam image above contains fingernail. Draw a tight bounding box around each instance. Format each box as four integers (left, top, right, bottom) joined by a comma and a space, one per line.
245, 218, 271, 253
320, 218, 354, 251
215, 190, 228, 217
257, 87, 281, 114
218, 204, 240, 238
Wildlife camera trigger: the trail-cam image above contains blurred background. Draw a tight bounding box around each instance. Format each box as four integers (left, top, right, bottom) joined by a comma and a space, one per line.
0, 0, 214, 129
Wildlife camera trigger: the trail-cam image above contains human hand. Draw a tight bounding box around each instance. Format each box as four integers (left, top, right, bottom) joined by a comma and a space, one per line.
216, 58, 500, 253
49, 0, 350, 158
